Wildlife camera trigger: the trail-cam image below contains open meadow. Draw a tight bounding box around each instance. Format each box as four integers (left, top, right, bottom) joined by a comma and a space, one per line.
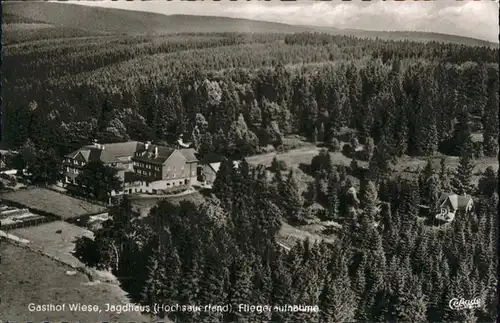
0, 243, 154, 322
9, 221, 94, 268
248, 144, 498, 186
0, 188, 108, 220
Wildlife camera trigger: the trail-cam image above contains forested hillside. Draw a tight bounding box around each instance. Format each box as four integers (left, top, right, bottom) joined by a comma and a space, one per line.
2, 2, 314, 35
2, 3, 499, 322
3, 30, 499, 161
74, 157, 498, 322
4, 2, 498, 47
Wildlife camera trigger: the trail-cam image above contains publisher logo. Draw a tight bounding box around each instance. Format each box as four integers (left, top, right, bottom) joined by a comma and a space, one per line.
449, 297, 481, 310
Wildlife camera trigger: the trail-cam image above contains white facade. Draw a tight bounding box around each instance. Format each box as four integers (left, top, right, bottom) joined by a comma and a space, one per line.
113, 177, 194, 196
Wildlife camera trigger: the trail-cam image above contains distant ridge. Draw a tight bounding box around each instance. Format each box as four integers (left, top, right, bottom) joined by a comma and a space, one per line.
3, 1, 498, 47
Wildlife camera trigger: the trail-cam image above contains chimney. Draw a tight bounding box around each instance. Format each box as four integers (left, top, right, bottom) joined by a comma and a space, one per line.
145, 141, 151, 150
93, 140, 99, 148
154, 146, 159, 157
101, 145, 105, 150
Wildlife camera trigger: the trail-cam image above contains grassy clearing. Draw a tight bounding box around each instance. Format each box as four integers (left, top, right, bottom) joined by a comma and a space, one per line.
247, 146, 366, 170
248, 145, 496, 184
0, 188, 107, 220
9, 221, 93, 268
278, 221, 336, 249
0, 243, 153, 322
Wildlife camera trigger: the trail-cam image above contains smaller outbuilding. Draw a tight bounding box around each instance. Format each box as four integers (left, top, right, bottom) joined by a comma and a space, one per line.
435, 192, 474, 222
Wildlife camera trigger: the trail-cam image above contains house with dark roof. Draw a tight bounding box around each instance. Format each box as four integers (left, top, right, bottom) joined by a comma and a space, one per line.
435, 192, 474, 222
125, 142, 198, 194
198, 153, 240, 187
63, 141, 198, 195
62, 141, 144, 187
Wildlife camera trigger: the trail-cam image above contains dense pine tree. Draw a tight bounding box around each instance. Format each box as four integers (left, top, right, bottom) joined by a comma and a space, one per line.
483, 71, 499, 157
319, 257, 357, 322
478, 166, 498, 197
452, 142, 475, 195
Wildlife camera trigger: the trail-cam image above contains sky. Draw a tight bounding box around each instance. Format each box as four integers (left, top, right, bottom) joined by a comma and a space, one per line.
74, 0, 499, 42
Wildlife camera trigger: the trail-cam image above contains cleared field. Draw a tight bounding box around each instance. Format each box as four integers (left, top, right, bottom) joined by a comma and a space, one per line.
247, 147, 362, 168
247, 146, 497, 183
0, 188, 107, 220
0, 243, 154, 322
9, 221, 94, 268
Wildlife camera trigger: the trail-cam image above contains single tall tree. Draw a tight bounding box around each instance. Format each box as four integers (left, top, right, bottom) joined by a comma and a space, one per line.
452, 142, 475, 195
478, 166, 498, 197
26, 148, 63, 186
75, 160, 122, 201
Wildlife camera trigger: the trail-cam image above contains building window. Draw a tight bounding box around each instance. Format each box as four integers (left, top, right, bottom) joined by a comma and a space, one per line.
146, 182, 149, 187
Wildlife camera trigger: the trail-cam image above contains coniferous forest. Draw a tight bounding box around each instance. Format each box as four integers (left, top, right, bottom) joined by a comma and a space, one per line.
2, 4, 499, 322
74, 157, 499, 322
3, 32, 499, 160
